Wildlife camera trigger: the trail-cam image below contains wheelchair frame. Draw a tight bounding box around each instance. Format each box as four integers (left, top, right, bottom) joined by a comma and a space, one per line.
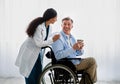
38, 46, 93, 84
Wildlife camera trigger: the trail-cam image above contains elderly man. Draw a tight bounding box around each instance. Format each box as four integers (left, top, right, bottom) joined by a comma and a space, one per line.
51, 17, 97, 84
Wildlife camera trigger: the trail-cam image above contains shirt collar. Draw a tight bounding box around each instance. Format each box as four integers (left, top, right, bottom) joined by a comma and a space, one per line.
61, 31, 72, 39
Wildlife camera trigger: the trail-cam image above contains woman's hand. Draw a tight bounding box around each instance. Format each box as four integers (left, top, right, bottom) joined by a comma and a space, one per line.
52, 34, 60, 42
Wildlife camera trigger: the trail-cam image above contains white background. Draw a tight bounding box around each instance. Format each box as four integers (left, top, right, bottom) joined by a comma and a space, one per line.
0, 0, 120, 82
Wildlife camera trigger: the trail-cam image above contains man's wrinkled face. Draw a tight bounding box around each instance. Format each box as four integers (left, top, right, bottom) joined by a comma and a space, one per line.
61, 20, 73, 35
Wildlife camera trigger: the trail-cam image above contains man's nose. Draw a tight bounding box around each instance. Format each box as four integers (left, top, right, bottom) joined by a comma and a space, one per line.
65, 25, 69, 28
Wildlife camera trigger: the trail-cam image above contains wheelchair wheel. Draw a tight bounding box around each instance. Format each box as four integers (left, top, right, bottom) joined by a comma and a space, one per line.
38, 64, 77, 84
41, 62, 52, 84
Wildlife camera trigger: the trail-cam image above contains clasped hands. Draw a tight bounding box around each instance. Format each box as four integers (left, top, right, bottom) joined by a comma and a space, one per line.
72, 40, 84, 50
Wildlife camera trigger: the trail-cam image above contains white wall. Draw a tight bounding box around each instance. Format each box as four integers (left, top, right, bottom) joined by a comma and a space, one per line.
0, 0, 120, 82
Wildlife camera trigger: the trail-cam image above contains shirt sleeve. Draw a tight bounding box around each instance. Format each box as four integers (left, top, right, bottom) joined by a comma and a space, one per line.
76, 49, 84, 56
51, 39, 76, 60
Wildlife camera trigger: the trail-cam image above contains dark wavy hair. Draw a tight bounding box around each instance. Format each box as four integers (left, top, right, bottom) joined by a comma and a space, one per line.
26, 8, 57, 37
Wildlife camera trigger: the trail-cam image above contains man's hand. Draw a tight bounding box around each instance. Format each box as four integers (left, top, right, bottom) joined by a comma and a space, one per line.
73, 42, 84, 50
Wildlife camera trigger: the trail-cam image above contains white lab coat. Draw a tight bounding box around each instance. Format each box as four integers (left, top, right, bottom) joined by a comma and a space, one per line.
15, 22, 53, 78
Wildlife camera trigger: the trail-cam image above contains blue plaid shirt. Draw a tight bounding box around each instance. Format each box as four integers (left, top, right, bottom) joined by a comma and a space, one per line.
51, 31, 84, 65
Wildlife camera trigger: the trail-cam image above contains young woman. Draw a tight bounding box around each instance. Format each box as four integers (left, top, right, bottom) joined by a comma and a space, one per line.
15, 8, 60, 84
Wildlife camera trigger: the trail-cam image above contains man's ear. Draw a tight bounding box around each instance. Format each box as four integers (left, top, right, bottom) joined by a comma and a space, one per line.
71, 25, 73, 28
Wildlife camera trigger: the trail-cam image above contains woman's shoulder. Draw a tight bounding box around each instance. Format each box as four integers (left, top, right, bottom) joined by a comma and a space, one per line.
38, 22, 45, 28
36, 22, 46, 31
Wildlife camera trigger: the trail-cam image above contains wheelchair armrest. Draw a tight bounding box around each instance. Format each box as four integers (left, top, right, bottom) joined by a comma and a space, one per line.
59, 58, 81, 61
66, 58, 81, 60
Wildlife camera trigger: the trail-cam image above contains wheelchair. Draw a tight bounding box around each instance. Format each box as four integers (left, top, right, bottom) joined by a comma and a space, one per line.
38, 46, 93, 84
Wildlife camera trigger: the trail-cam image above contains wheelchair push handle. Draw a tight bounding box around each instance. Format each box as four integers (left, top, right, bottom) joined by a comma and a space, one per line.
41, 46, 54, 59
41, 46, 52, 50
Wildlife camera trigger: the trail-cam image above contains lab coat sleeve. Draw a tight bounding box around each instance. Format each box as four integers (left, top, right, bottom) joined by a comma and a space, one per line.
33, 24, 53, 47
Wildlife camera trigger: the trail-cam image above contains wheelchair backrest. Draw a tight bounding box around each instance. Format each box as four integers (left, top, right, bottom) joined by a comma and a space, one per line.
44, 46, 76, 71
45, 50, 57, 64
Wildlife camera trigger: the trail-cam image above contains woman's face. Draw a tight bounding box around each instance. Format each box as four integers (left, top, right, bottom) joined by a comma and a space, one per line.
49, 16, 57, 24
